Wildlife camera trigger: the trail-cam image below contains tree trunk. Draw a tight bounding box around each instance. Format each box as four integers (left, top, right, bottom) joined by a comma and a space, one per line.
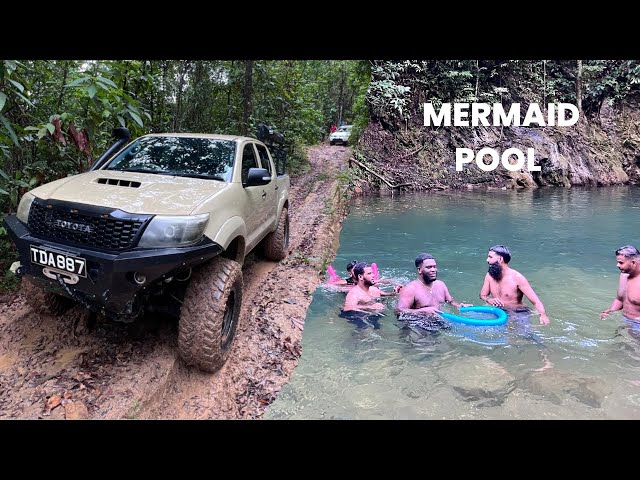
225, 60, 234, 127
475, 60, 480, 100
338, 65, 346, 124
149, 61, 155, 131
543, 60, 547, 108
56, 61, 70, 111
190, 61, 205, 128
242, 60, 254, 136
158, 61, 169, 131
174, 61, 190, 132
576, 59, 583, 114
134, 60, 146, 100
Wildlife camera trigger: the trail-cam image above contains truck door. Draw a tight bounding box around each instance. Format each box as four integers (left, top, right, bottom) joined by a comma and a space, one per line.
255, 143, 277, 229
240, 142, 266, 250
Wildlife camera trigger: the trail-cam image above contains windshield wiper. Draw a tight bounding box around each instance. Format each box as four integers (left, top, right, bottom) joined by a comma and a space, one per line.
169, 173, 226, 181
106, 168, 226, 181
111, 168, 164, 175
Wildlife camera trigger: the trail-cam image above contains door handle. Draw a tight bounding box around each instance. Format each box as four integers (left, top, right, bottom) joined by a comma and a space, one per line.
262, 191, 266, 198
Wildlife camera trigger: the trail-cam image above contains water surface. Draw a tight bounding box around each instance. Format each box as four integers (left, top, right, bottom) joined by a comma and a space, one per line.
267, 187, 640, 419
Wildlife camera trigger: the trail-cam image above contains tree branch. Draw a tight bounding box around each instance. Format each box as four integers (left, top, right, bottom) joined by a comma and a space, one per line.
349, 157, 412, 189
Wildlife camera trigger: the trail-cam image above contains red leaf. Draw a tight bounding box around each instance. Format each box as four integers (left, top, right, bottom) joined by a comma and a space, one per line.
52, 117, 66, 145
68, 121, 81, 147
67, 121, 91, 156
80, 130, 91, 154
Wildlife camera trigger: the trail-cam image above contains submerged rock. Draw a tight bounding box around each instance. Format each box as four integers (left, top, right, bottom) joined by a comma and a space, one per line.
439, 357, 515, 406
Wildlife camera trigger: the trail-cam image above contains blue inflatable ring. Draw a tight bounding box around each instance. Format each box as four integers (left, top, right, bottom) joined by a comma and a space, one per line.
437, 306, 508, 326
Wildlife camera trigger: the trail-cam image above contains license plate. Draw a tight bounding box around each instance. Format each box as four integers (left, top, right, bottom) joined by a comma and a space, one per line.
30, 245, 87, 277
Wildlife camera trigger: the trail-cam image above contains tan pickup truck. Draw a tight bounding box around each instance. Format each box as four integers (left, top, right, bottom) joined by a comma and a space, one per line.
4, 130, 290, 372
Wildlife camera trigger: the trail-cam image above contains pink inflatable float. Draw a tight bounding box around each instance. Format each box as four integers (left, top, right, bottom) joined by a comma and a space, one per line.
371, 262, 379, 282
327, 265, 340, 283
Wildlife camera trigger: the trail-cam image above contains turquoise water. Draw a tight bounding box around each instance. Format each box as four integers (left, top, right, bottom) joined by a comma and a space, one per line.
266, 187, 640, 419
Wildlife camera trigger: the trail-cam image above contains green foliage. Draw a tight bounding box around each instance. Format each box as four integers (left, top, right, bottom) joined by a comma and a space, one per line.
0, 60, 366, 194
0, 224, 18, 293
582, 60, 640, 115
343, 61, 370, 145
1, 270, 19, 292
0, 60, 152, 215
367, 60, 640, 127
0, 60, 369, 285
63, 60, 151, 147
367, 60, 503, 124
368, 62, 413, 121
286, 144, 311, 176
0, 168, 31, 209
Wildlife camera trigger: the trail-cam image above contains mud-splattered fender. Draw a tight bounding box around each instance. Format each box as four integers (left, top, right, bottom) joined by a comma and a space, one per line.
209, 216, 246, 252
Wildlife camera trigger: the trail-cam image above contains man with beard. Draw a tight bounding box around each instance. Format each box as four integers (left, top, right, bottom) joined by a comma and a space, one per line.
343, 262, 387, 312
395, 253, 471, 317
600, 245, 640, 326
480, 245, 550, 325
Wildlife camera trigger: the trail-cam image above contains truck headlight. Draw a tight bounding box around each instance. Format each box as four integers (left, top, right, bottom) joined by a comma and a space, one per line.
138, 213, 209, 248
16, 192, 36, 224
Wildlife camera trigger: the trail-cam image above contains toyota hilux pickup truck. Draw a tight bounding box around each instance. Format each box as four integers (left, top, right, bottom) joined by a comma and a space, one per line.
3, 129, 290, 373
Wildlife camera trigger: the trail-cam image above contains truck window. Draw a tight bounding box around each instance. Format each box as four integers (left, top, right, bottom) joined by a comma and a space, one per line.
255, 144, 272, 176
241, 143, 258, 184
105, 136, 235, 181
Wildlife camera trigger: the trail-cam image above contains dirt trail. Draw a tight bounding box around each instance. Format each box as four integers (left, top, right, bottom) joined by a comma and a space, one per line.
0, 144, 350, 419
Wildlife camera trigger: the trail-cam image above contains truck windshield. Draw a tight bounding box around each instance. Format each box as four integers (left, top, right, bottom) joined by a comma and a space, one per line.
104, 136, 236, 181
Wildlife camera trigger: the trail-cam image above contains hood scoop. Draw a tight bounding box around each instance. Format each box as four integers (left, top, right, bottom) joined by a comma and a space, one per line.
95, 178, 141, 188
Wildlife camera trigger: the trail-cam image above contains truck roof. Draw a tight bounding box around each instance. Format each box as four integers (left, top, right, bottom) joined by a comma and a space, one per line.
142, 133, 260, 143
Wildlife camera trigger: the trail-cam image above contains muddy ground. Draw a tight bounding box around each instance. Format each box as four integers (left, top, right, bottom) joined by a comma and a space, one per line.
0, 144, 350, 419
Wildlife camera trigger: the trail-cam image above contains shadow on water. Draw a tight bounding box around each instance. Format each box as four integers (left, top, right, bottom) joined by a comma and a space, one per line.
395, 309, 545, 349
339, 306, 548, 362
339, 309, 384, 330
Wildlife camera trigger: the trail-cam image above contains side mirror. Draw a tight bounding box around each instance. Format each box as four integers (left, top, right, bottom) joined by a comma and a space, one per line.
246, 167, 271, 186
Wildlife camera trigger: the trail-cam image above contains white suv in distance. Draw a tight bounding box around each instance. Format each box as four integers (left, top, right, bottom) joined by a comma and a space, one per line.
329, 125, 353, 146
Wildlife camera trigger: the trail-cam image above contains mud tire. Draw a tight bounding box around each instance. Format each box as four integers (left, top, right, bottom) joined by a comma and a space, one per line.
178, 256, 243, 373
263, 207, 289, 261
21, 278, 74, 316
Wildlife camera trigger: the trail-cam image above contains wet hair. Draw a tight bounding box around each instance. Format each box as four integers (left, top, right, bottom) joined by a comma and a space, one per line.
353, 262, 369, 279
616, 245, 640, 259
346, 260, 359, 272
415, 253, 435, 269
489, 245, 511, 264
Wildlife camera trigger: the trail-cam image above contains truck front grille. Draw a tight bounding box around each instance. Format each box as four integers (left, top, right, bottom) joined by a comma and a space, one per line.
28, 200, 152, 252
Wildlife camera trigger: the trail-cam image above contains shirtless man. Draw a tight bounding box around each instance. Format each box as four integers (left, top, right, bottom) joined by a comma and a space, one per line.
343, 262, 386, 312
395, 253, 470, 316
601, 245, 640, 322
479, 245, 550, 325
333, 260, 402, 294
